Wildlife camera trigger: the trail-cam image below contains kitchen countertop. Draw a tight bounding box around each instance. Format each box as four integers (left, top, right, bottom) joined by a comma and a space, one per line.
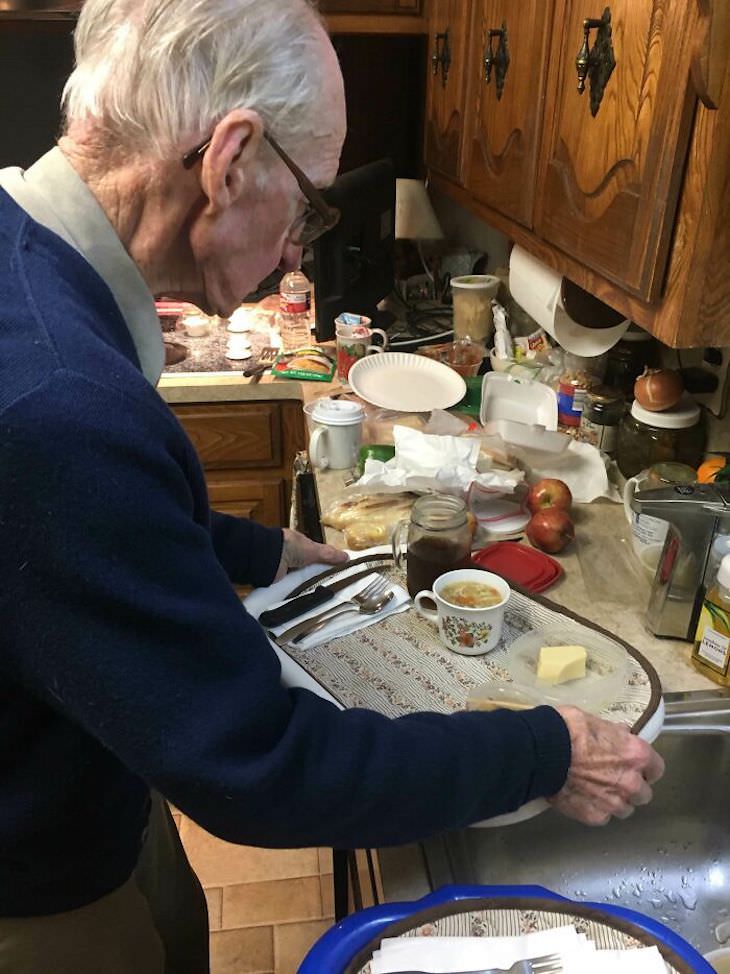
314, 467, 716, 695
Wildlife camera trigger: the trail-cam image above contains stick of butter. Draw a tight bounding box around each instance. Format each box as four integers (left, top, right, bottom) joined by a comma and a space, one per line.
537, 644, 587, 685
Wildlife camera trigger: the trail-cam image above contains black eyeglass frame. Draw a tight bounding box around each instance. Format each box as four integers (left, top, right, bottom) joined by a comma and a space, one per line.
182, 129, 340, 245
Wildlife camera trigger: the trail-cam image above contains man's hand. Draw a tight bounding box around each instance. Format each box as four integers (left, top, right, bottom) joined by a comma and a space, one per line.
274, 528, 349, 582
548, 706, 665, 826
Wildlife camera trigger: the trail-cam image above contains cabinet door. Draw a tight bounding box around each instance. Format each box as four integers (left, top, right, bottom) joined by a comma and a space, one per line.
207, 476, 286, 528
424, 0, 471, 182
320, 0, 421, 10
535, 0, 696, 300
174, 402, 281, 470
464, 0, 553, 227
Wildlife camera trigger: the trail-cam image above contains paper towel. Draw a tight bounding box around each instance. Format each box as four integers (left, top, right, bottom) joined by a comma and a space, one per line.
509, 246, 629, 356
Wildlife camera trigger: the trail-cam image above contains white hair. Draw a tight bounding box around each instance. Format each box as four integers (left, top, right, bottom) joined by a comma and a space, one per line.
61, 0, 327, 159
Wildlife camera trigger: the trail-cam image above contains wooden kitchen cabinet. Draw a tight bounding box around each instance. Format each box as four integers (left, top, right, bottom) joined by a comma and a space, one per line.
320, 0, 421, 11
427, 0, 730, 347
463, 0, 553, 228
535, 0, 697, 301
424, 0, 471, 182
171, 400, 306, 529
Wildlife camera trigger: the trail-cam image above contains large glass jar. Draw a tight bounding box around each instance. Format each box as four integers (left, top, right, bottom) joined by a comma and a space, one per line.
603, 323, 661, 398
616, 395, 706, 478
392, 494, 473, 597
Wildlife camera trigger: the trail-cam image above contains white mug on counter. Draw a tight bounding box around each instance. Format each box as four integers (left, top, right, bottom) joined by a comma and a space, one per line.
306, 398, 365, 471
414, 568, 510, 656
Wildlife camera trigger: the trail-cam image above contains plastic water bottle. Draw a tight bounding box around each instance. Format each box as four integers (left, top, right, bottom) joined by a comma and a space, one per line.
278, 269, 313, 352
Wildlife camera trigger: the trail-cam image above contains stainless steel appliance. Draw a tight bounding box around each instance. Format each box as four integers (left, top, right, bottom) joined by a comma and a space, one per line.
631, 482, 730, 640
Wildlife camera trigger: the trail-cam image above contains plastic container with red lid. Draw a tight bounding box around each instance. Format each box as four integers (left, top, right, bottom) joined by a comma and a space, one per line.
472, 541, 563, 594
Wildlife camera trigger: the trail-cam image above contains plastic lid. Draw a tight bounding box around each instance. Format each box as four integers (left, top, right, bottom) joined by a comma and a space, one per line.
718, 555, 730, 590
472, 542, 563, 593
310, 398, 365, 426
450, 274, 501, 290
630, 393, 701, 430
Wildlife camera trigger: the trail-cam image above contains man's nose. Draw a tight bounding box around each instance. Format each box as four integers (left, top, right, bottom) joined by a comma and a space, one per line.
278, 241, 304, 273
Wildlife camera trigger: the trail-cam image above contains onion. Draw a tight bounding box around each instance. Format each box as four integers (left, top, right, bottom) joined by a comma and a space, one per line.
634, 367, 684, 411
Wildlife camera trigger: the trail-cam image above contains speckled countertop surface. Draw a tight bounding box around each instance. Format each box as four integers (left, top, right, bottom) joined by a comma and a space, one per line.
315, 468, 715, 695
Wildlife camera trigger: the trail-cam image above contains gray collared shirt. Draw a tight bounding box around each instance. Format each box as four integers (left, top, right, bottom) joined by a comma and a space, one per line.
0, 147, 164, 385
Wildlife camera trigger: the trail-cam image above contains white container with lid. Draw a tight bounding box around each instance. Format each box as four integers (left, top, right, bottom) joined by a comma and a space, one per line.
304, 398, 365, 470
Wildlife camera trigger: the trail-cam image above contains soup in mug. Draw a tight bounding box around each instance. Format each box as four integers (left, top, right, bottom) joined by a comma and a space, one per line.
440, 580, 503, 608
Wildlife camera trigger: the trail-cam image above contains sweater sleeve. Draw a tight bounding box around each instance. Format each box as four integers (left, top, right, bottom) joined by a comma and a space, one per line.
209, 510, 283, 587
1, 373, 571, 850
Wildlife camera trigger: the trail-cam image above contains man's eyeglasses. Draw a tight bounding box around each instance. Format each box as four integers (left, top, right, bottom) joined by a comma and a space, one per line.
182, 129, 340, 246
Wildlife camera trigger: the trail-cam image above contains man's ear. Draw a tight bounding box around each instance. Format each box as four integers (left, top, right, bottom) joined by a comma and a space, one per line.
198, 108, 264, 214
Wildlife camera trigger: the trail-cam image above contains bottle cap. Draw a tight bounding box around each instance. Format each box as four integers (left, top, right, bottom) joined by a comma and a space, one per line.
718, 554, 730, 590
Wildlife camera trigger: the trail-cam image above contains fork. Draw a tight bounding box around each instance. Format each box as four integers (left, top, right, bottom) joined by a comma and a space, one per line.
277, 576, 390, 644
389, 954, 562, 974
244, 345, 277, 381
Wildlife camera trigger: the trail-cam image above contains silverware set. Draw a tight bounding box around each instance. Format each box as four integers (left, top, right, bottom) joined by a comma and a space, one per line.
265, 572, 395, 646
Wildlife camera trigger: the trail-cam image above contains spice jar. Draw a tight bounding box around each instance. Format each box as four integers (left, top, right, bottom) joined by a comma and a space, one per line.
579, 386, 625, 455
616, 394, 705, 478
392, 494, 473, 598
557, 353, 604, 427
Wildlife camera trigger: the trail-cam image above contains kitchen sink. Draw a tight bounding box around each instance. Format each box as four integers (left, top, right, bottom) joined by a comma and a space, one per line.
419, 691, 730, 954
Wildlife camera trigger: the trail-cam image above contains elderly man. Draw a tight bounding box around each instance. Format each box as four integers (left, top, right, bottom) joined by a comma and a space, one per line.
0, 0, 663, 971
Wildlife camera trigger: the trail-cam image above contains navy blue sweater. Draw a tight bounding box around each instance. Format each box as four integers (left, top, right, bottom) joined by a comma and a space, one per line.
0, 190, 571, 916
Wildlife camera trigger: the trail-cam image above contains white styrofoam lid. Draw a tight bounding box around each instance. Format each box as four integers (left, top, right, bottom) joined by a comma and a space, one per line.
480, 372, 558, 430
310, 398, 365, 426
630, 393, 700, 429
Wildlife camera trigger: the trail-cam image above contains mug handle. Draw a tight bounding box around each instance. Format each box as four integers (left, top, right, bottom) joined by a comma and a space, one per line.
366, 345, 384, 356
309, 427, 329, 470
369, 328, 389, 350
622, 476, 639, 524
414, 590, 438, 623
391, 518, 409, 567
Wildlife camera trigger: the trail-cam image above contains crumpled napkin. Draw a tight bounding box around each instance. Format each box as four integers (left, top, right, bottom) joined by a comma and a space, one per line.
370, 926, 669, 974
355, 424, 522, 496
245, 561, 409, 650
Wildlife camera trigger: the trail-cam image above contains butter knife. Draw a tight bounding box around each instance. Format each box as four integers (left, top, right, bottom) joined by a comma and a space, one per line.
258, 566, 378, 629
285, 552, 394, 599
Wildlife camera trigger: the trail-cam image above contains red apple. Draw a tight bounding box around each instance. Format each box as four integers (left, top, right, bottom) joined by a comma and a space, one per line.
526, 508, 575, 554
526, 478, 573, 515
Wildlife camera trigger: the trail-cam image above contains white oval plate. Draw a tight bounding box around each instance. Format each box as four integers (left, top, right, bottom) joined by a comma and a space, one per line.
348, 351, 466, 411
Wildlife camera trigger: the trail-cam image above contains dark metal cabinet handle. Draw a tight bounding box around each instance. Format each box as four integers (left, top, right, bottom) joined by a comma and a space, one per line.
483, 22, 510, 99
431, 28, 451, 88
575, 6, 616, 116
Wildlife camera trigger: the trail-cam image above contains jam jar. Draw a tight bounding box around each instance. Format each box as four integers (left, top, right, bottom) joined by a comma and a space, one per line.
616, 394, 706, 478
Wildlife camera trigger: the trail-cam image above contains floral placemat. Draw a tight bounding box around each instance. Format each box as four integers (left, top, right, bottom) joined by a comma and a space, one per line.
279, 564, 662, 732
347, 898, 686, 974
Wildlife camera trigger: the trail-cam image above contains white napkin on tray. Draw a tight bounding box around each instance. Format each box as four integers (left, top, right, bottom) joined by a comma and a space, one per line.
244, 554, 409, 650
369, 926, 669, 974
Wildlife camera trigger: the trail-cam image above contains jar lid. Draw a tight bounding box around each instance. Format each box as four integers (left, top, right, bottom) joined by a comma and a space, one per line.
630, 393, 700, 429
587, 385, 624, 405
620, 323, 654, 343
310, 398, 365, 426
647, 461, 697, 485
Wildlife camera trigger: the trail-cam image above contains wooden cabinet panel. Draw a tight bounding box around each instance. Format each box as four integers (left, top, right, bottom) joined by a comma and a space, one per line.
173, 402, 281, 470
424, 0, 471, 182
321, 0, 421, 10
535, 0, 696, 300
464, 0, 553, 228
207, 476, 286, 528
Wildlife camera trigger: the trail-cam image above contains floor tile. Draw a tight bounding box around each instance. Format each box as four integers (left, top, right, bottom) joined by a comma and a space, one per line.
222, 876, 322, 929
205, 886, 223, 931
210, 926, 273, 974
179, 817, 319, 887
273, 919, 332, 974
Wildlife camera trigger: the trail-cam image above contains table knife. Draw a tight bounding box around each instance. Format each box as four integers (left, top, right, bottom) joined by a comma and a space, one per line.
285, 551, 394, 599
258, 566, 379, 628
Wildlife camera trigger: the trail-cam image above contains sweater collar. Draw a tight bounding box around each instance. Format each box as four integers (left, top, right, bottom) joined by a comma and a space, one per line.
0, 148, 164, 386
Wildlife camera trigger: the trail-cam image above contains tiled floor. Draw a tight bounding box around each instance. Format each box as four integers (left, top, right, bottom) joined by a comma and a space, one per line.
172, 810, 380, 974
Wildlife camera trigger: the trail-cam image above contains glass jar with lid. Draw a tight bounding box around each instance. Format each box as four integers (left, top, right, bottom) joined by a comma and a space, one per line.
616, 394, 706, 478
580, 386, 625, 455
603, 323, 661, 398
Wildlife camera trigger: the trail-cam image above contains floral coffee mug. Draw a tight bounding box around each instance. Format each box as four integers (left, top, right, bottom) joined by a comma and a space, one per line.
414, 568, 510, 656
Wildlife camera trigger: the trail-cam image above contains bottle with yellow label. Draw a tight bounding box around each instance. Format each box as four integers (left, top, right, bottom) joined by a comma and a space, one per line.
692, 554, 730, 685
